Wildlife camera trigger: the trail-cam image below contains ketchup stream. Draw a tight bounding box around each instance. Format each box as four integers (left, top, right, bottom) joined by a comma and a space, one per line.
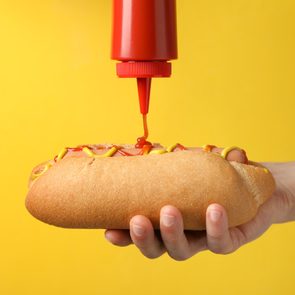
135, 114, 152, 148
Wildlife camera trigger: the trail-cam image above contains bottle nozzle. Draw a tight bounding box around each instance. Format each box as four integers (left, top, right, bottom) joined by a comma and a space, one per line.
137, 78, 151, 115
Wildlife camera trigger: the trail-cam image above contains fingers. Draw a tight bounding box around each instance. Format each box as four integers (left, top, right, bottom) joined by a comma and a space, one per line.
160, 205, 207, 261
105, 204, 241, 259
104, 229, 133, 247
130, 215, 166, 259
189, 146, 248, 164
206, 204, 235, 254
105, 206, 208, 260
159, 206, 190, 261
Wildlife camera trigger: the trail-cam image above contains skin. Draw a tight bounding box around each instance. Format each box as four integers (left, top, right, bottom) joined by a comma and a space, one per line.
104, 162, 295, 261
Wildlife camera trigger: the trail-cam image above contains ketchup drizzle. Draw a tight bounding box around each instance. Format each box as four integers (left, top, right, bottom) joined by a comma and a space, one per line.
55, 114, 154, 160
136, 114, 152, 148
176, 143, 187, 151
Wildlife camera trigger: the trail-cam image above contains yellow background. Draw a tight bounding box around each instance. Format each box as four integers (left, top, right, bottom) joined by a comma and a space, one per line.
1, 0, 294, 294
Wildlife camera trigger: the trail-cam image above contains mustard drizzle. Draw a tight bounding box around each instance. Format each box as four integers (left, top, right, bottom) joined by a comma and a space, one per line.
30, 144, 267, 181
221, 146, 242, 160
31, 162, 53, 181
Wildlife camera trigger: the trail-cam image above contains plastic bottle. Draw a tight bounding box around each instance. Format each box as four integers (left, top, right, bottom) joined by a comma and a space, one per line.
111, 0, 178, 115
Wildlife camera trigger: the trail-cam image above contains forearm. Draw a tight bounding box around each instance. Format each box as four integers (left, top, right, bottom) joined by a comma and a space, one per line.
262, 161, 295, 223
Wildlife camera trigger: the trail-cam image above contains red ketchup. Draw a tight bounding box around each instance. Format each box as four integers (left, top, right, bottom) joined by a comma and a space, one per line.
54, 143, 154, 160
111, 0, 178, 118
135, 114, 152, 148
175, 144, 187, 151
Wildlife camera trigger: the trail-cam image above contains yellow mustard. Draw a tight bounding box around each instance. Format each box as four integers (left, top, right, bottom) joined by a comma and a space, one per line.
56, 147, 68, 162
102, 146, 118, 157
31, 162, 53, 180
30, 143, 253, 182
82, 147, 94, 157
82, 146, 118, 158
166, 143, 178, 153
221, 146, 241, 159
149, 149, 167, 155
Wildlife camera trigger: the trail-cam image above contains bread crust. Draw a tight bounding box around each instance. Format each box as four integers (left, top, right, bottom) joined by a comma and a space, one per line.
25, 151, 275, 230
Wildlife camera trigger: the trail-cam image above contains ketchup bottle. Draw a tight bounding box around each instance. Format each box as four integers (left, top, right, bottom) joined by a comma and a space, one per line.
111, 0, 178, 115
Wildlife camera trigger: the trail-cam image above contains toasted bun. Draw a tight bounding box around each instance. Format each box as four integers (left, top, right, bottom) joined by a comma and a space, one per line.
25, 150, 275, 230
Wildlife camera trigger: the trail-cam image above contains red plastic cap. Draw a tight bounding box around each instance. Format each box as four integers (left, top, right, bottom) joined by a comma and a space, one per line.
116, 61, 171, 78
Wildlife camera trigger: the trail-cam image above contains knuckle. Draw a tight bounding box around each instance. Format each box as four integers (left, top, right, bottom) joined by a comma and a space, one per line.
139, 246, 165, 259
133, 235, 148, 243
112, 241, 128, 247
135, 242, 160, 258
164, 234, 179, 244
168, 251, 190, 261
229, 228, 247, 250
132, 240, 147, 250
161, 224, 178, 235
144, 252, 162, 260
209, 244, 234, 255
161, 228, 181, 243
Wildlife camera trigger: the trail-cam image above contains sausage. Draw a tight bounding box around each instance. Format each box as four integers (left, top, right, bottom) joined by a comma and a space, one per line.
50, 144, 248, 163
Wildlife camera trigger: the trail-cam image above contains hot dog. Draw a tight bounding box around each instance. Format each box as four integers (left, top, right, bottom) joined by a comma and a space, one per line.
25, 143, 275, 230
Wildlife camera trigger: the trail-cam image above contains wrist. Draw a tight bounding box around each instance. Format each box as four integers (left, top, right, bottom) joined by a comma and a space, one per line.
262, 162, 295, 223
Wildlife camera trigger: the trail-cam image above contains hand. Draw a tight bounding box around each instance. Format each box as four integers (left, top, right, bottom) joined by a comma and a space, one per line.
104, 162, 295, 261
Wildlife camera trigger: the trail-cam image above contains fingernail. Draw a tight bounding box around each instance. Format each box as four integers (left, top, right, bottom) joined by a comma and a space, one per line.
209, 210, 222, 222
132, 224, 145, 237
104, 231, 111, 241
162, 214, 176, 227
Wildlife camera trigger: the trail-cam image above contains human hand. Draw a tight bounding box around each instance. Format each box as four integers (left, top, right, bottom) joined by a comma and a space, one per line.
104, 162, 295, 261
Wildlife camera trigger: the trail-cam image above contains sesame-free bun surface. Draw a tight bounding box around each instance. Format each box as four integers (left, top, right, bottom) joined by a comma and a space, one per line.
25, 151, 275, 230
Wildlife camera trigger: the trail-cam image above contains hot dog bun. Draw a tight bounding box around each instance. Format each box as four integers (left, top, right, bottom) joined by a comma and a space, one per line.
25, 144, 275, 230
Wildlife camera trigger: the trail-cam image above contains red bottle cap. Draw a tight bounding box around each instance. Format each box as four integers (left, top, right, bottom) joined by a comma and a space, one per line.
116, 61, 171, 78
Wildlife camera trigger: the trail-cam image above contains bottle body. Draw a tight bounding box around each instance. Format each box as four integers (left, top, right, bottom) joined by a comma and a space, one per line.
112, 0, 178, 62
